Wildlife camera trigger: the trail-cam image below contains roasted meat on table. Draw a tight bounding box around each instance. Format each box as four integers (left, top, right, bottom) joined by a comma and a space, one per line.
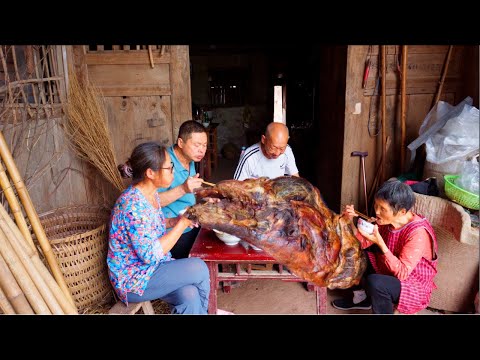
185, 176, 367, 289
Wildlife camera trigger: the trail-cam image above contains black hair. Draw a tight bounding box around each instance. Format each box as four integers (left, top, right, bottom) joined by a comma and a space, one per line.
178, 120, 207, 142
118, 142, 167, 185
375, 179, 415, 215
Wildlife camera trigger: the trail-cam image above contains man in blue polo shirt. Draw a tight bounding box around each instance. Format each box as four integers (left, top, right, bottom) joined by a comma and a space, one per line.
158, 120, 208, 258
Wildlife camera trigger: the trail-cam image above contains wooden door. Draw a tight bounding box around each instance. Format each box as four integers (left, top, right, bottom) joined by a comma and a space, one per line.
73, 45, 191, 163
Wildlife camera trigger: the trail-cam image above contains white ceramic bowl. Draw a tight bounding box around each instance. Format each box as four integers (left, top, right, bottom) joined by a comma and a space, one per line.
213, 229, 241, 246
357, 218, 374, 235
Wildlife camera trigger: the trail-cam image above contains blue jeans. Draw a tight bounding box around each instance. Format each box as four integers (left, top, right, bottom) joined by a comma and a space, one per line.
127, 257, 210, 314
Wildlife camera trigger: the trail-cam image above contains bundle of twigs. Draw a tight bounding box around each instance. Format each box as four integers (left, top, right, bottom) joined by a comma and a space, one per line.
64, 69, 125, 191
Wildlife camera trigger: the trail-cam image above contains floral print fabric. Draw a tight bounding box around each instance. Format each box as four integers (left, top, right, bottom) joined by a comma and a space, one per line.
107, 185, 172, 304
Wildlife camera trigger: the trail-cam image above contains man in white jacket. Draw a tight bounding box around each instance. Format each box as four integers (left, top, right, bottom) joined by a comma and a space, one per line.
234, 122, 299, 180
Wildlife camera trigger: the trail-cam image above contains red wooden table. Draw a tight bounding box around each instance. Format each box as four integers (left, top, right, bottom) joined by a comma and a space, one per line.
189, 228, 328, 314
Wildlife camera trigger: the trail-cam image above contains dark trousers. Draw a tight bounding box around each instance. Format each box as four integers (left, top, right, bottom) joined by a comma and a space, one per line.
170, 227, 200, 259
365, 273, 401, 314
351, 250, 401, 314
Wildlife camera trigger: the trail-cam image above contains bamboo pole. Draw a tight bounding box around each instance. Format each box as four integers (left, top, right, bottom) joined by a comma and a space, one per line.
41, 46, 56, 108
1, 102, 63, 109
368, 136, 392, 206
24, 45, 39, 109
0, 47, 20, 126
0, 130, 76, 307
0, 284, 16, 314
0, 229, 50, 314
0, 203, 77, 314
433, 45, 454, 107
0, 214, 64, 314
25, 45, 35, 75
0, 78, 63, 95
0, 253, 33, 314
11, 45, 34, 118
0, 47, 13, 100
148, 45, 155, 68
380, 45, 387, 184
400, 45, 408, 172
0, 161, 37, 253
32, 47, 50, 119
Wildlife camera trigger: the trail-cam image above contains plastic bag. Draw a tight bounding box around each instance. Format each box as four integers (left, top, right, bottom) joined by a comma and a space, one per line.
457, 156, 479, 195
406, 97, 474, 167
418, 100, 454, 136
425, 99, 479, 164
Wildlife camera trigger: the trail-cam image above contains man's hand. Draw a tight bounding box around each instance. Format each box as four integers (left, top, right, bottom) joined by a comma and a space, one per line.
182, 173, 203, 193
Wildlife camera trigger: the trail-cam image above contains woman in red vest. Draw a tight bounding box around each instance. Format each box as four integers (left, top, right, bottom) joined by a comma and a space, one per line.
333, 179, 438, 314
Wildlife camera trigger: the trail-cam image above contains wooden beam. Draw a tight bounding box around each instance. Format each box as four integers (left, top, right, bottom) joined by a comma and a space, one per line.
95, 85, 171, 97
380, 45, 387, 184
400, 45, 408, 172
169, 46, 192, 141
433, 45, 454, 107
85, 52, 171, 65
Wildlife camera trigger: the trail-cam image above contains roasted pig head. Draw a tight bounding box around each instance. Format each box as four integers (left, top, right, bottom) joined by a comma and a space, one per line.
185, 176, 367, 289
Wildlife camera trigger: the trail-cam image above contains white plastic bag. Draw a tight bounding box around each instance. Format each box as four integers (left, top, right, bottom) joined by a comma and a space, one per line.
457, 156, 479, 195
418, 100, 454, 136
425, 99, 479, 164
406, 97, 474, 167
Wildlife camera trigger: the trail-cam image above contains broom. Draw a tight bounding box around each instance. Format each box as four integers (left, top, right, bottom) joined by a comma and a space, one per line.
64, 69, 125, 192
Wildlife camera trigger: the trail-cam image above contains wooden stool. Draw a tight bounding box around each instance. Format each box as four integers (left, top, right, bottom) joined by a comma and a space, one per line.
109, 300, 155, 315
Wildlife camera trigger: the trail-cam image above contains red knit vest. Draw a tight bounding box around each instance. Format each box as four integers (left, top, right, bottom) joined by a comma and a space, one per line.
367, 215, 438, 314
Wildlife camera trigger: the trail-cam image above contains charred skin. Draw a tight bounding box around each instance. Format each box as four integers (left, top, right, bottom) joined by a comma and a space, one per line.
187, 176, 366, 289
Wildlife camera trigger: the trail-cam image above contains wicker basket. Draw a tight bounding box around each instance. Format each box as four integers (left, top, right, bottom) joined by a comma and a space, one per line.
444, 175, 480, 210
35, 205, 114, 312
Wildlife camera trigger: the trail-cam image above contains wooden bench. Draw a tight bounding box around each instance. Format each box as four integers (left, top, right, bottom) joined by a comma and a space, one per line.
109, 300, 155, 315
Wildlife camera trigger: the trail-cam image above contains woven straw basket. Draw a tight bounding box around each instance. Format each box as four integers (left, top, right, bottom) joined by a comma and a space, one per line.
35, 205, 114, 312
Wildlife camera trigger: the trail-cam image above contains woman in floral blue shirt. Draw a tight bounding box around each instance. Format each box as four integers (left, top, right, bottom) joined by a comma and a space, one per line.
107, 142, 209, 314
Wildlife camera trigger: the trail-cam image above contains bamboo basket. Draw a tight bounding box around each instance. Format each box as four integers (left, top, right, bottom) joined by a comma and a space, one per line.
33, 205, 114, 312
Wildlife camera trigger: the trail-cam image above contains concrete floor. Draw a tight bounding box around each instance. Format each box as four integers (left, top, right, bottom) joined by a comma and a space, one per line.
208, 156, 440, 315
216, 278, 439, 315
217, 279, 356, 315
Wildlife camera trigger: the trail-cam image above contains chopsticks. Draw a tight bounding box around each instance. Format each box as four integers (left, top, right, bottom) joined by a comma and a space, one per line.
354, 210, 373, 221
202, 180, 216, 187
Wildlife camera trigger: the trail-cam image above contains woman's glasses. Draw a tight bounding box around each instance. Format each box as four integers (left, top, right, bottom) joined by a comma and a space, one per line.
160, 162, 175, 173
